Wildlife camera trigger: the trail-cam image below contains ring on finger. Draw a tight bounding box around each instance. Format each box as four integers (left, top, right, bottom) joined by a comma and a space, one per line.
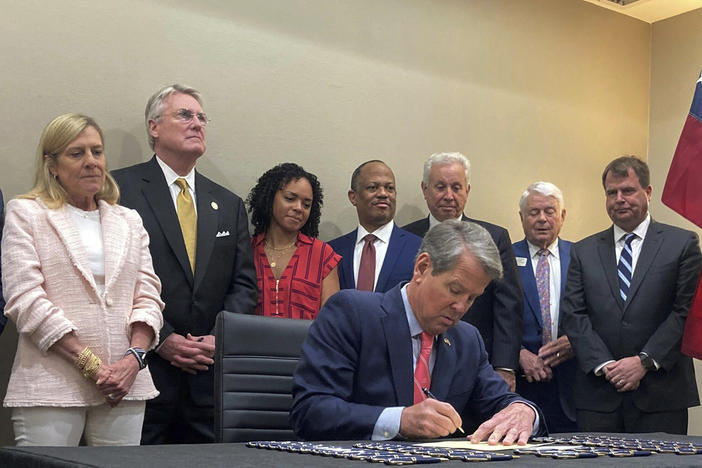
556, 352, 560, 358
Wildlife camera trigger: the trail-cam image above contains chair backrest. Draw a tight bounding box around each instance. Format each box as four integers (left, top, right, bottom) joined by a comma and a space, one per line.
214, 312, 312, 442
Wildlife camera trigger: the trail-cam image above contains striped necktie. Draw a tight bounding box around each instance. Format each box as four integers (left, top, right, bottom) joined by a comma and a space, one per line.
617, 233, 636, 301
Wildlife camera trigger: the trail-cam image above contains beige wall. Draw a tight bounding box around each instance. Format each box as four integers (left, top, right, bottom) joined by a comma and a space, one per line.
650, 7, 702, 437
0, 0, 653, 444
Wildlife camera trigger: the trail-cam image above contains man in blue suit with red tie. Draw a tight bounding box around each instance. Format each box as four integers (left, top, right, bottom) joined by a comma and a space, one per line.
292, 221, 546, 442
329, 160, 422, 293
512, 182, 576, 432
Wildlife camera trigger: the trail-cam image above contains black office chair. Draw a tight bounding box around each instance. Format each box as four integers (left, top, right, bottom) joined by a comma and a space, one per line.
214, 312, 313, 442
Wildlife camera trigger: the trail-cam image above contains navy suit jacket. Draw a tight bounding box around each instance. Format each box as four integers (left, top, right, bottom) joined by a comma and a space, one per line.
561, 221, 701, 412
403, 216, 523, 370
513, 238, 575, 421
291, 285, 545, 440
112, 157, 258, 409
329, 224, 422, 293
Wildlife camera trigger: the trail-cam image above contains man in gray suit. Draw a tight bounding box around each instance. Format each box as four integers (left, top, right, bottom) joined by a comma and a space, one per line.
562, 156, 701, 434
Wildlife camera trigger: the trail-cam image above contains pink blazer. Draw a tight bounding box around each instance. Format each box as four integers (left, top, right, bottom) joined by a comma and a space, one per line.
2, 198, 164, 407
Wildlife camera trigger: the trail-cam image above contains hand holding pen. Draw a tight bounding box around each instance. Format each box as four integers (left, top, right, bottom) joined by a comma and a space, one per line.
397, 388, 464, 439
422, 387, 465, 434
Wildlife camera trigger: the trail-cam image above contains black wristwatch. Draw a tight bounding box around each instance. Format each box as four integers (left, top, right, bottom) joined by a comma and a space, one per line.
125, 347, 148, 370
638, 352, 655, 371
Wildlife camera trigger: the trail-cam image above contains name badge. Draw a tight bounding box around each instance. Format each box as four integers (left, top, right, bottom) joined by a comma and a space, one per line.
516, 257, 528, 267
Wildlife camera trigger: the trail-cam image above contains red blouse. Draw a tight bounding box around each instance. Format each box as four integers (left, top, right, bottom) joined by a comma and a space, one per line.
252, 233, 341, 319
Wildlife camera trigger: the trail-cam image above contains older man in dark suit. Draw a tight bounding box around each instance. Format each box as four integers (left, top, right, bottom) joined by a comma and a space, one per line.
562, 156, 701, 434
403, 152, 523, 391
113, 84, 258, 443
292, 220, 545, 442
329, 160, 422, 293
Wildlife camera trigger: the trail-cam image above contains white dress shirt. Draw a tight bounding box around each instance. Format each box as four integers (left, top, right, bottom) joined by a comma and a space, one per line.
156, 155, 197, 214
613, 213, 651, 274
527, 239, 561, 341
353, 220, 394, 290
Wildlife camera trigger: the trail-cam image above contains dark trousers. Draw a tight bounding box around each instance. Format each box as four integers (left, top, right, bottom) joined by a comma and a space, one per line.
141, 359, 214, 444
577, 394, 688, 434
516, 376, 576, 433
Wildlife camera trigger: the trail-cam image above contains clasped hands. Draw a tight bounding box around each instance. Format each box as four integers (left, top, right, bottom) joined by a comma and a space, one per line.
603, 356, 646, 392
520, 335, 573, 383
399, 398, 535, 445
157, 332, 216, 374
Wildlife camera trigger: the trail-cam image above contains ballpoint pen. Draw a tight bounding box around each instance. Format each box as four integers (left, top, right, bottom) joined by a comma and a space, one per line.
421, 387, 465, 434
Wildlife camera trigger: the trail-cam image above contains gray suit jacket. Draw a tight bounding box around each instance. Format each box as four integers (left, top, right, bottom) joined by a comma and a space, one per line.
561, 220, 701, 412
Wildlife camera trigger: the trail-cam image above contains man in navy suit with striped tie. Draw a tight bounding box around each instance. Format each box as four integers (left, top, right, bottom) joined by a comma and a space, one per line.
561, 156, 701, 434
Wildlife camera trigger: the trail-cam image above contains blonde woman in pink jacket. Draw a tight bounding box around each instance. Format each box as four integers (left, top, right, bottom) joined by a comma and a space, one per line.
2, 114, 164, 446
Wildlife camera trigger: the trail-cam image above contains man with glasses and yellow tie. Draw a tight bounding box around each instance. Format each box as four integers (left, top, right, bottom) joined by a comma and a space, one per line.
113, 84, 258, 444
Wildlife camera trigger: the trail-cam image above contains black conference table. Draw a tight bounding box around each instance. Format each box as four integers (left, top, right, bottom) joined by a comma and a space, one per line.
1, 433, 702, 467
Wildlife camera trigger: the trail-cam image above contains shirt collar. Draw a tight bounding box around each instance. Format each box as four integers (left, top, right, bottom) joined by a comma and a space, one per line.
401, 283, 424, 338
613, 213, 651, 243
356, 220, 394, 245
428, 213, 463, 229
527, 238, 560, 260
156, 154, 196, 190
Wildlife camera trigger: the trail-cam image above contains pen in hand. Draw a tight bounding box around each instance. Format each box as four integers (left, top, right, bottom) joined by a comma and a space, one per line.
422, 387, 465, 434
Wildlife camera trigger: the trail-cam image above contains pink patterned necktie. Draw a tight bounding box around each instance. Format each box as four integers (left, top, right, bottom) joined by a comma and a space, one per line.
536, 249, 552, 344
413, 332, 433, 404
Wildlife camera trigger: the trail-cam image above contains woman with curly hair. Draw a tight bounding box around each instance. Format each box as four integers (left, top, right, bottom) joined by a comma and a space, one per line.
247, 163, 340, 319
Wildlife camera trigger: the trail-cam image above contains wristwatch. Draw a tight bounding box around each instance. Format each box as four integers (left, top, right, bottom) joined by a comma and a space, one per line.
638, 352, 655, 371
125, 347, 148, 370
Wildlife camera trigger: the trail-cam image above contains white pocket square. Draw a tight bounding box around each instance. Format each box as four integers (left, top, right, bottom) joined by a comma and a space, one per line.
216, 231, 230, 238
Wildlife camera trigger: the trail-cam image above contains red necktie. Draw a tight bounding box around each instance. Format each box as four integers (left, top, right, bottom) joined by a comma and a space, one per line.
413, 332, 433, 404
357, 234, 377, 291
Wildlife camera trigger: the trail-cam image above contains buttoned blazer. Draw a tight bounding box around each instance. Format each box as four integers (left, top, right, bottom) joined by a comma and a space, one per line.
290, 284, 544, 440
561, 221, 702, 412
329, 224, 422, 293
112, 156, 258, 406
403, 216, 524, 370
2, 198, 163, 406
513, 238, 575, 421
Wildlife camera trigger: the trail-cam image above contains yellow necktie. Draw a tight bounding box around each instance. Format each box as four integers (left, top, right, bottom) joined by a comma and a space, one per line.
175, 178, 197, 272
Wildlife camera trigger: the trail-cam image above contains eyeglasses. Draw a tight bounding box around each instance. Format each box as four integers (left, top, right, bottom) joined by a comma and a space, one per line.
168, 108, 210, 126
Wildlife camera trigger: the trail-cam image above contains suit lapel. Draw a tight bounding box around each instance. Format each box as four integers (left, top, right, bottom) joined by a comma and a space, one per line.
98, 201, 128, 294
596, 227, 623, 310
381, 287, 414, 406
624, 222, 663, 311
558, 239, 570, 297
376, 224, 402, 293
46, 204, 98, 293
141, 157, 193, 285
193, 174, 219, 291
338, 230, 357, 289
514, 240, 541, 327
429, 331, 456, 400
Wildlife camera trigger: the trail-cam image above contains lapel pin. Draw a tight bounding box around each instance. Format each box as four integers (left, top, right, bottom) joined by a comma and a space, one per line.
443, 337, 451, 347
211, 201, 219, 210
